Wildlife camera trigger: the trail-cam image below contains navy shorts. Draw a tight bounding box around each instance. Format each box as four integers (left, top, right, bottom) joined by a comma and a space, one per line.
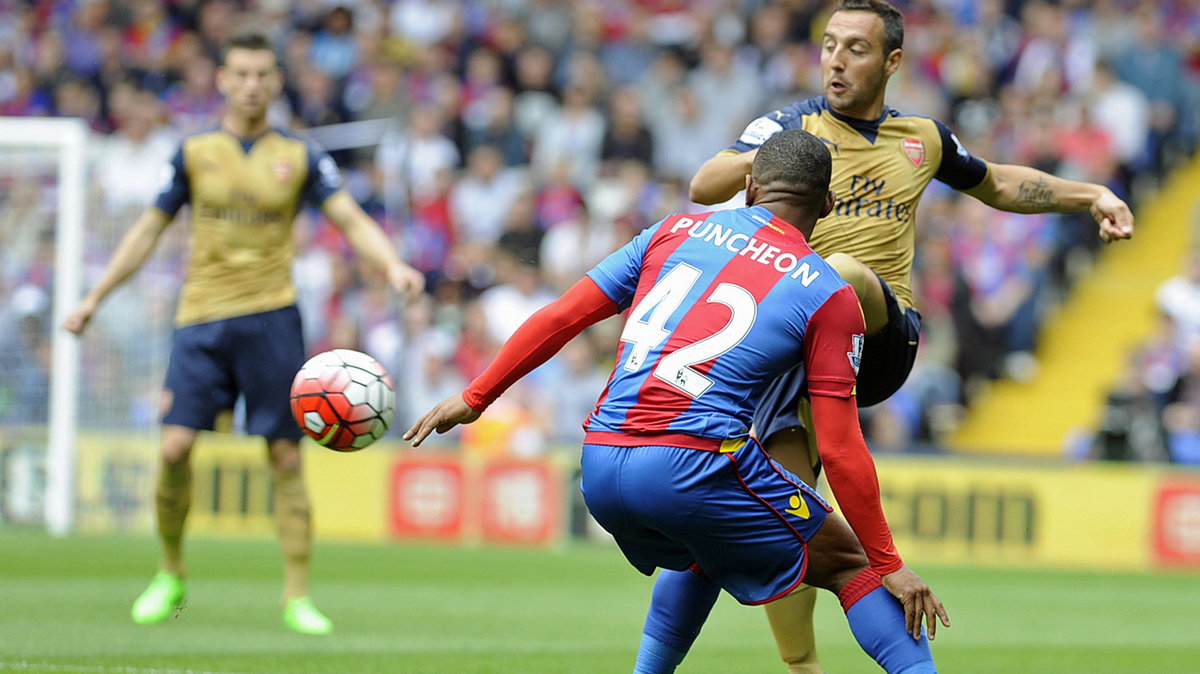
162, 306, 306, 441
580, 438, 832, 605
753, 273, 921, 443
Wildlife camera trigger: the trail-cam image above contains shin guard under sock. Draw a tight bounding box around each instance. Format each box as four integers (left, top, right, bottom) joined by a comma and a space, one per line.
839, 569, 936, 674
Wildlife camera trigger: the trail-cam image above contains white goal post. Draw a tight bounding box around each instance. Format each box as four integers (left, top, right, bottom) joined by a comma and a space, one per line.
0, 116, 399, 537
0, 117, 87, 536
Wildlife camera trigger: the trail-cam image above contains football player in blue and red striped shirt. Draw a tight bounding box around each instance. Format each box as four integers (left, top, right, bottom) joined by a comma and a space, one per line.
678, 1, 1133, 669
406, 129, 948, 674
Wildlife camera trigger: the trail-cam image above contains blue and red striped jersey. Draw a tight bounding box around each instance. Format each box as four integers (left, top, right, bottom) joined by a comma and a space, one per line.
583, 205, 865, 450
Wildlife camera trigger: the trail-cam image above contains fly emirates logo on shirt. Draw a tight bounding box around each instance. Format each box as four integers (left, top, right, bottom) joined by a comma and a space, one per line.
667, 216, 822, 287
833, 174, 913, 223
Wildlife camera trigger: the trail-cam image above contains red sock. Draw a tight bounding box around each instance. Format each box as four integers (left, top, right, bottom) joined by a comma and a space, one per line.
838, 567, 883, 612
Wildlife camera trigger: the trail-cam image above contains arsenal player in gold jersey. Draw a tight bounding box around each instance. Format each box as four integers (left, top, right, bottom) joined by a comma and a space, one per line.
635, 1, 1134, 672
63, 31, 424, 635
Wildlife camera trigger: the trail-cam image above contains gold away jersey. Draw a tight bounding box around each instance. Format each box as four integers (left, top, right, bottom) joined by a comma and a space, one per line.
729, 96, 988, 308
153, 127, 342, 326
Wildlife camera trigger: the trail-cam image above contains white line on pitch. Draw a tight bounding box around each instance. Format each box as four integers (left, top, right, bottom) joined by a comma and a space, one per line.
0, 662, 237, 674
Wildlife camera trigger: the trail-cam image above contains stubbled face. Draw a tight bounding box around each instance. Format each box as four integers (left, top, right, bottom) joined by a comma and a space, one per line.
820, 10, 898, 118
217, 47, 281, 120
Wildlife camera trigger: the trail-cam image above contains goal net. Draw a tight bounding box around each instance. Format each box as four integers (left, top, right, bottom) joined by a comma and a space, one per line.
0, 117, 186, 535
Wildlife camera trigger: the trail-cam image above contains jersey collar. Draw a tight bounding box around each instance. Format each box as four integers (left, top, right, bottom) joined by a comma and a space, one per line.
820, 96, 893, 144
221, 125, 276, 154
747, 205, 809, 245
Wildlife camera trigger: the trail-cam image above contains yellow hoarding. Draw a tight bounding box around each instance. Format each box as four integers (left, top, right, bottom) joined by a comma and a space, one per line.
75, 430, 393, 539
60, 432, 1200, 572
868, 456, 1198, 572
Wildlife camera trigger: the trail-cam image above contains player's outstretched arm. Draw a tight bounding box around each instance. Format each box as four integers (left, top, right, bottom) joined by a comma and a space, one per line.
964, 161, 1134, 243
404, 277, 619, 446
689, 149, 758, 204
322, 191, 426, 299
404, 394, 480, 447
62, 208, 172, 336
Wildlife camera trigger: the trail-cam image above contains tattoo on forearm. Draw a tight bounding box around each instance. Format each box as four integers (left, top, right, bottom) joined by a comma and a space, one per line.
1015, 177, 1056, 211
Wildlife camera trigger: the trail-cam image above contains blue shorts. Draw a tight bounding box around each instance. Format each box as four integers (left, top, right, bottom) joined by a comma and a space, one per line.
580, 439, 832, 605
753, 273, 921, 444
162, 306, 306, 441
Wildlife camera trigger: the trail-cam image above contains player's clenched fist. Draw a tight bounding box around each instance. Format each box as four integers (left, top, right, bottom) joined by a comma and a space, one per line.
1091, 187, 1134, 244
62, 301, 97, 336
387, 263, 426, 300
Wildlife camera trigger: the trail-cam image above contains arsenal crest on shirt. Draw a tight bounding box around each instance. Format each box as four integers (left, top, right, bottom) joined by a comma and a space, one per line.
273, 158, 293, 183
901, 138, 924, 167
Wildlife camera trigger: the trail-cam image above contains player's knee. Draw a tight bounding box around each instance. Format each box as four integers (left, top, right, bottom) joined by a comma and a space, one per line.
159, 445, 190, 466
267, 439, 303, 473
803, 517, 870, 594
828, 564, 870, 599
807, 550, 870, 598
159, 426, 197, 465
824, 253, 866, 293
805, 562, 859, 596
825, 252, 890, 334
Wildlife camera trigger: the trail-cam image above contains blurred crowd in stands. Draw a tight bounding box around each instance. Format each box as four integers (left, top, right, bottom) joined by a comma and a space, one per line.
1092, 249, 1200, 464
1, 0, 1199, 459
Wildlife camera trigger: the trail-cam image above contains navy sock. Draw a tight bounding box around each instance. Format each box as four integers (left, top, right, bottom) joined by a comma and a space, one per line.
840, 569, 936, 674
634, 569, 720, 673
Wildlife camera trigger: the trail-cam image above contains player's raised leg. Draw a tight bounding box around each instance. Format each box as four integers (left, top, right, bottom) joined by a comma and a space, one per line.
131, 424, 196, 625
764, 586, 822, 673
267, 437, 332, 635
760, 426, 825, 674
824, 253, 890, 335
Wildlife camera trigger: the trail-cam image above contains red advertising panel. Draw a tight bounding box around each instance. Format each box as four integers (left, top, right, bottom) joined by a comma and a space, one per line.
1153, 482, 1200, 566
389, 459, 466, 539
479, 461, 561, 545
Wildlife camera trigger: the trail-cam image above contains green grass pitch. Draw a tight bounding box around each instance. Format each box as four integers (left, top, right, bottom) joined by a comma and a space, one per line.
1, 529, 1198, 673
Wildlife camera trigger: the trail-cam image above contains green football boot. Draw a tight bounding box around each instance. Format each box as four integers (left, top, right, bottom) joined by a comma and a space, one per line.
283, 597, 333, 635
131, 572, 186, 625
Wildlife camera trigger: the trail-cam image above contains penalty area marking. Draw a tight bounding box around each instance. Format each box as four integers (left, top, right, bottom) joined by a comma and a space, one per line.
0, 663, 235, 674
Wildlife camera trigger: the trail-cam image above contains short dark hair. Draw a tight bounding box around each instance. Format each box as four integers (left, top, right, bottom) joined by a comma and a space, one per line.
751, 129, 832, 210
222, 30, 277, 66
837, 0, 905, 54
